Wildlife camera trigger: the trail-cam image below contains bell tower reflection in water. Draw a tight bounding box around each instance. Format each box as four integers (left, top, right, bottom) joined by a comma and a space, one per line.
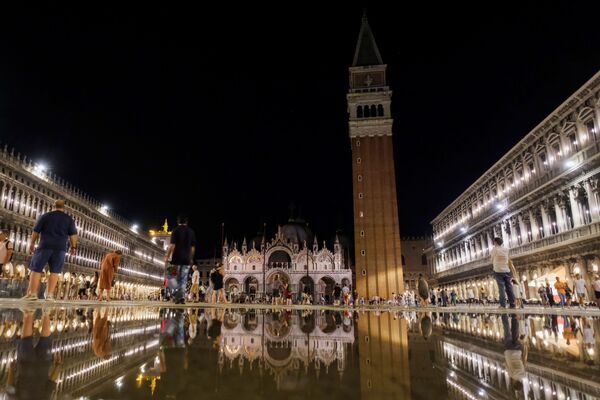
357, 312, 410, 399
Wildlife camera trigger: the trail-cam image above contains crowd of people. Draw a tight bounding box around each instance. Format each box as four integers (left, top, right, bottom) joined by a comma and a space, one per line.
14, 200, 600, 309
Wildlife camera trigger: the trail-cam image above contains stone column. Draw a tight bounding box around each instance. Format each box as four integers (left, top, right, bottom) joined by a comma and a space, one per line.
518, 213, 529, 244
500, 222, 510, 247
522, 269, 531, 299
568, 187, 583, 227
529, 209, 539, 241
584, 176, 600, 223
509, 218, 519, 247
555, 195, 566, 232
540, 202, 551, 236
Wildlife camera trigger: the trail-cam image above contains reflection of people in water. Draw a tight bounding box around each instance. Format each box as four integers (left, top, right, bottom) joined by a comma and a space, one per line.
92, 308, 112, 359
158, 308, 188, 398
6, 309, 62, 400
207, 308, 224, 348
501, 314, 528, 395
419, 313, 432, 340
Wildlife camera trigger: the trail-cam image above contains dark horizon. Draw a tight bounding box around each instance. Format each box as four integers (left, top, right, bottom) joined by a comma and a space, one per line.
1, 4, 599, 257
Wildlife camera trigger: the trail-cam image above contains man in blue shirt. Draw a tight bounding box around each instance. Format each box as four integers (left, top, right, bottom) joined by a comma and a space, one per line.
164, 215, 196, 304
22, 199, 77, 301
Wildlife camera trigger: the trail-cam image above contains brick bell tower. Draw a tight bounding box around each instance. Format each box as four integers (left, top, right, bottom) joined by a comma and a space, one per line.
348, 14, 403, 300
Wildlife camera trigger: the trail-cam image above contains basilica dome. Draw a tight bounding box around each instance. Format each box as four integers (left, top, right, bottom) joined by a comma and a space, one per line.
281, 218, 314, 246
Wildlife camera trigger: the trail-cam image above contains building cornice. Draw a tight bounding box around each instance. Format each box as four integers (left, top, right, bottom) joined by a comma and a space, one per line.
431, 70, 600, 224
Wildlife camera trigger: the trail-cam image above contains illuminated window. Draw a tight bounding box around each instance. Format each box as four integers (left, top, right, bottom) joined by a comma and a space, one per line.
360, 211, 364, 218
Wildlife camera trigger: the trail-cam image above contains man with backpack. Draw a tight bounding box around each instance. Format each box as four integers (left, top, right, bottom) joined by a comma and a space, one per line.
0, 230, 14, 277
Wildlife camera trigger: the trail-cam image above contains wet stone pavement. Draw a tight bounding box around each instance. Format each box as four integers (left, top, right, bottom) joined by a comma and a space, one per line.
0, 306, 597, 399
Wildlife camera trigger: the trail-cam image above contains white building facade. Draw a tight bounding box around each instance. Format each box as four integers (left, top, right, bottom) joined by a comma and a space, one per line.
0, 145, 165, 299
429, 71, 600, 301
222, 222, 352, 301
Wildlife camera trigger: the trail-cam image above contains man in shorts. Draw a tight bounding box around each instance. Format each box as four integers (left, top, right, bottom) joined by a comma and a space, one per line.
23, 200, 77, 301
572, 273, 588, 308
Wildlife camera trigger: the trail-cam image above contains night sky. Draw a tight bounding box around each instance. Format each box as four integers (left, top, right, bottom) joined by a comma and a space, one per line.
1, 4, 599, 257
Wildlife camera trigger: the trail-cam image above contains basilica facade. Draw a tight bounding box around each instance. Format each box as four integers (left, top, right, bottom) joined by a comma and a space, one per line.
0, 145, 165, 299
428, 70, 600, 301
222, 220, 352, 301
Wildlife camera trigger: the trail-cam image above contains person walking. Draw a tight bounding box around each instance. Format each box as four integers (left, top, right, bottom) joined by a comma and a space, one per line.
206, 267, 215, 303
572, 273, 587, 308
467, 287, 476, 306
490, 237, 516, 309
511, 279, 523, 308
164, 215, 196, 305
97, 250, 122, 302
342, 284, 350, 306
22, 199, 77, 301
450, 289, 457, 306
190, 265, 200, 303
546, 282, 555, 307
199, 282, 207, 303
554, 276, 568, 307
593, 275, 600, 309
211, 263, 227, 303
90, 271, 99, 300
441, 289, 449, 307
282, 281, 292, 306
272, 274, 282, 305
333, 283, 342, 306
0, 230, 14, 277
417, 274, 429, 306
537, 284, 548, 306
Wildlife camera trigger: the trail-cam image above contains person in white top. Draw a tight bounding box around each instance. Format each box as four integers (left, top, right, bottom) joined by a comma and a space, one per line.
511, 279, 523, 308
572, 273, 587, 308
491, 237, 516, 309
593, 275, 600, 309
467, 288, 475, 305
190, 265, 200, 302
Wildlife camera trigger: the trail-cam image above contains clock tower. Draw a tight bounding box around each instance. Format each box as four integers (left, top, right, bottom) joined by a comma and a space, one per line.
348, 14, 403, 300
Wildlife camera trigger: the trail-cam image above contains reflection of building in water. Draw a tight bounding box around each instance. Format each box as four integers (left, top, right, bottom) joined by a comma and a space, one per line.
0, 145, 166, 299
429, 312, 600, 399
427, 71, 600, 301
218, 310, 355, 390
436, 313, 600, 367
357, 311, 410, 399
222, 221, 352, 299
0, 308, 161, 398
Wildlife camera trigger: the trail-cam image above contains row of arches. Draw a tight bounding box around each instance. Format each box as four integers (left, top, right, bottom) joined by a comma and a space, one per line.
434, 175, 599, 272
356, 104, 384, 118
